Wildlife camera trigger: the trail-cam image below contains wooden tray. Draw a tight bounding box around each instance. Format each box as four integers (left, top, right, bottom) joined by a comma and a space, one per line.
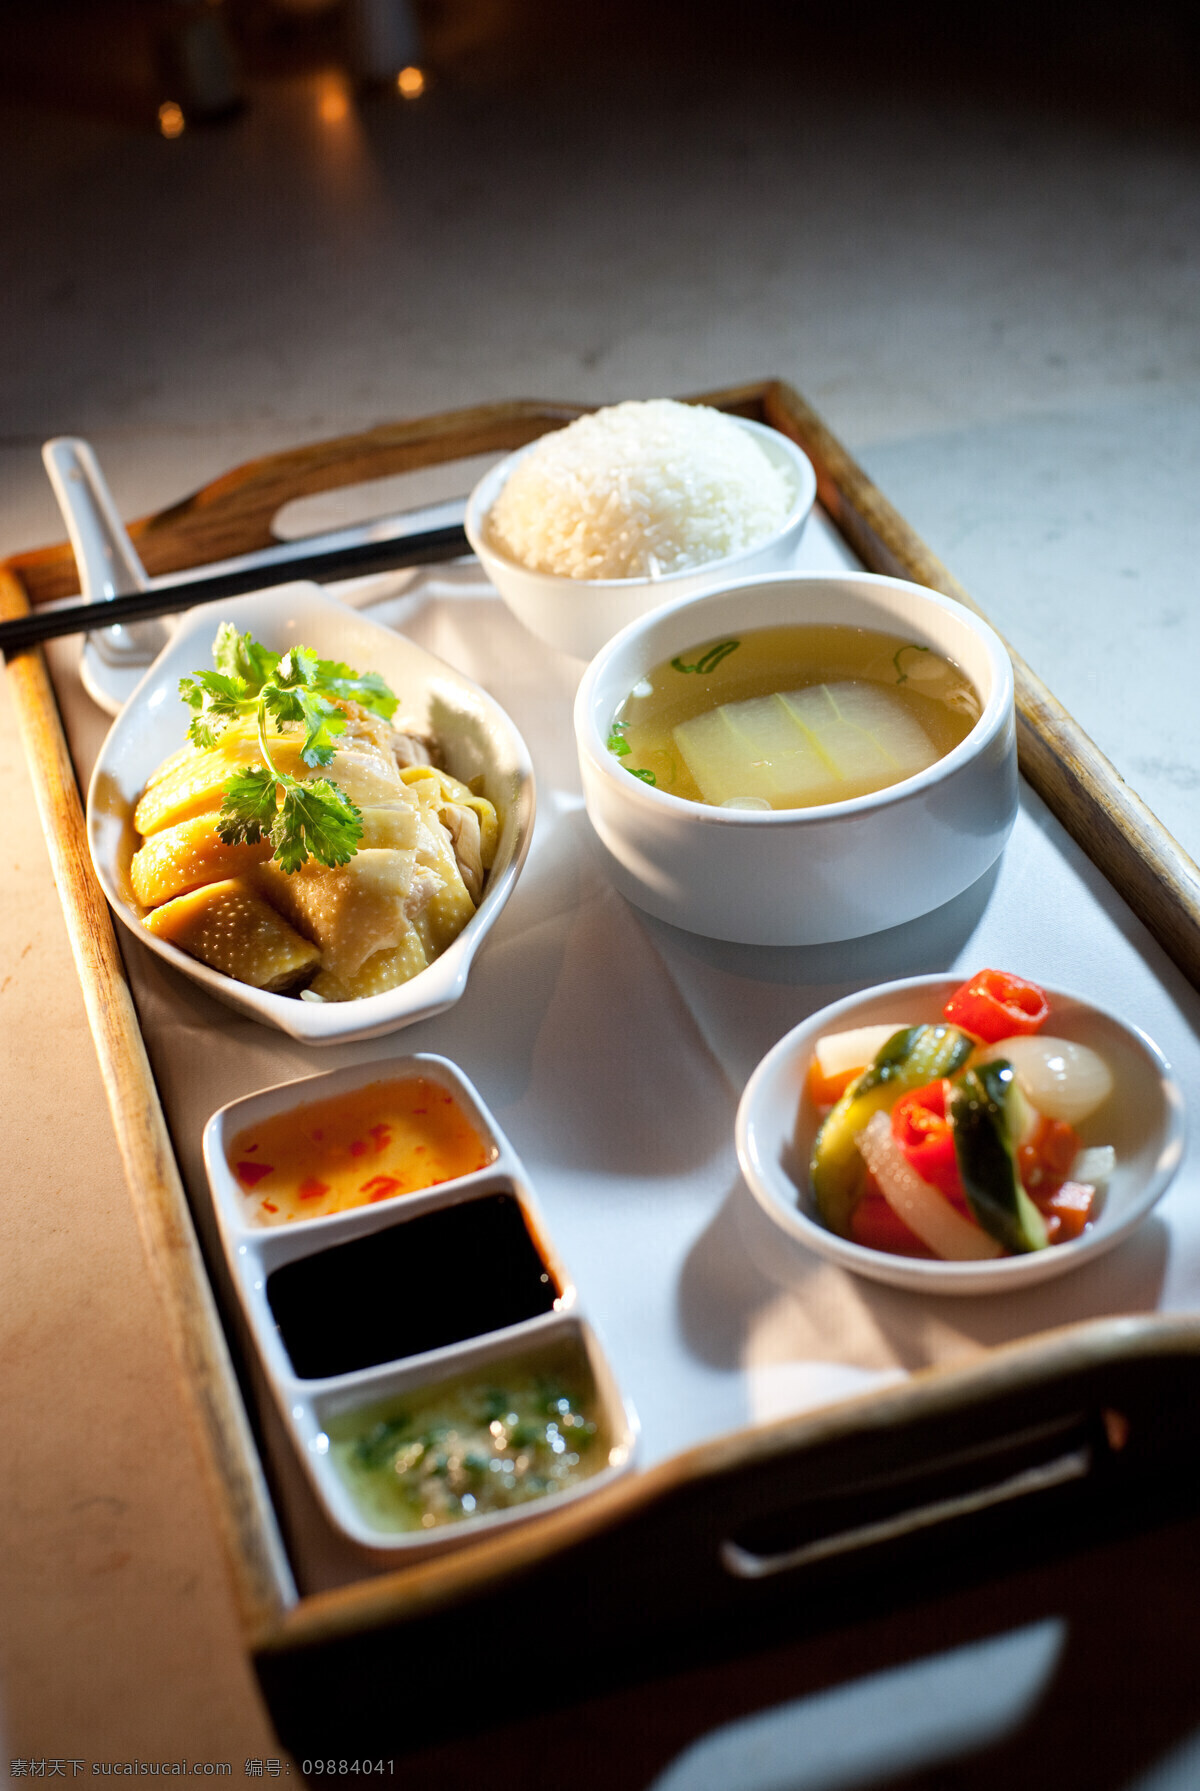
6, 379, 1200, 1756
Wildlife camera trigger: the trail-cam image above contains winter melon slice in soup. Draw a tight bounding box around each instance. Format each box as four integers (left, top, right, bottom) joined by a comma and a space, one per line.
778, 682, 940, 793
673, 696, 844, 807
610, 624, 980, 810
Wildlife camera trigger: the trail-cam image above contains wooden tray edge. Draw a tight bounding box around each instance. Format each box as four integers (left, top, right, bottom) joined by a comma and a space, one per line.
761, 378, 1200, 994
5, 377, 1200, 1656
256, 1307, 1200, 1656
0, 565, 296, 1643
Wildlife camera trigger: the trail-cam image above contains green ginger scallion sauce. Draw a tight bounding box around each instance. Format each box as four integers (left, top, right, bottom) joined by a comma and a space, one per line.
326, 1347, 608, 1533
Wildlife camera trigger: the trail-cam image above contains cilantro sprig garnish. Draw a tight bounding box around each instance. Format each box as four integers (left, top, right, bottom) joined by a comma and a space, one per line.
179, 624, 399, 874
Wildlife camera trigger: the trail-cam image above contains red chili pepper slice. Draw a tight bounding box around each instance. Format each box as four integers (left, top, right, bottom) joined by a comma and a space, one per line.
359, 1174, 403, 1202
942, 969, 1050, 1043
891, 1082, 969, 1211
235, 1160, 274, 1189
849, 1192, 934, 1258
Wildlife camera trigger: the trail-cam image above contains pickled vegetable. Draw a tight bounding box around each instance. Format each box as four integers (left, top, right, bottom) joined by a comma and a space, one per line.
950, 1061, 1049, 1254
803, 973, 1112, 1262
984, 1035, 1114, 1126
811, 1024, 975, 1236
942, 969, 1050, 1044
858, 1111, 1003, 1261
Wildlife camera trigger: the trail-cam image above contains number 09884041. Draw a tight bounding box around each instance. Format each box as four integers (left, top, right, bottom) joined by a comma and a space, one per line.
300, 1765, 395, 1778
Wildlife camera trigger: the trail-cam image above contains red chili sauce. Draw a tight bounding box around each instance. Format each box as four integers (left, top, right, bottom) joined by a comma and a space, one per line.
228, 1076, 493, 1225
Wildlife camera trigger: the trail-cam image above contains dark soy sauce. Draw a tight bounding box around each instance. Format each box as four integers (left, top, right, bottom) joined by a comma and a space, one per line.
266, 1191, 559, 1379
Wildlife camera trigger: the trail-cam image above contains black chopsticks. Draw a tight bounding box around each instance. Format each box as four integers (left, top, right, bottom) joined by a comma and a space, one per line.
0, 507, 470, 656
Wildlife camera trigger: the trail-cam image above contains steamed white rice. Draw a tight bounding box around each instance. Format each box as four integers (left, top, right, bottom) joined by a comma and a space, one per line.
486, 399, 794, 581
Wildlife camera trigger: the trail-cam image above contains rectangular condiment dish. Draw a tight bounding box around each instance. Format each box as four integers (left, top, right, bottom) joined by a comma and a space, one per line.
206, 1051, 504, 1237
202, 1053, 637, 1553
299, 1316, 635, 1555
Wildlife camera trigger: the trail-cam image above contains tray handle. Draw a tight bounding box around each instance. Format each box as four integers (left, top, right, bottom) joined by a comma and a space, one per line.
7, 384, 767, 606
8, 399, 587, 603
719, 1427, 1096, 1580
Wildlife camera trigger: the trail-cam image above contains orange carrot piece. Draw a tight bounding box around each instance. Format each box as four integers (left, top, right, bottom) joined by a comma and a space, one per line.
807, 1058, 860, 1107
1039, 1180, 1095, 1243
1019, 1115, 1082, 1194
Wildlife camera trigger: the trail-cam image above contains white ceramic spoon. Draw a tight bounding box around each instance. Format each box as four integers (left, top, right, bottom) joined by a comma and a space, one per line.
42, 436, 170, 715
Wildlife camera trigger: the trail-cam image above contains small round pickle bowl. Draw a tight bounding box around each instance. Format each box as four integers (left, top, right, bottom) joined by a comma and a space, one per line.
464, 416, 817, 661
573, 571, 1018, 946
735, 974, 1186, 1296
86, 581, 535, 1045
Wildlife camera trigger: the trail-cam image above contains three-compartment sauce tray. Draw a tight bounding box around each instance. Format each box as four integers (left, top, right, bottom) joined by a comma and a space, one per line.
202, 1052, 636, 1555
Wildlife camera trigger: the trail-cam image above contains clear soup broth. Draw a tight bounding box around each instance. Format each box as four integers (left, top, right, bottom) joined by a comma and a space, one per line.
609, 625, 981, 810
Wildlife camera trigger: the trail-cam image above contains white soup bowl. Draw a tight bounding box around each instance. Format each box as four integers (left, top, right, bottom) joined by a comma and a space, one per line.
573, 570, 1018, 945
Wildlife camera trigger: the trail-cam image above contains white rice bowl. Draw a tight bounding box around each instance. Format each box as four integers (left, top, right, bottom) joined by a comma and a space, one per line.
486, 399, 796, 581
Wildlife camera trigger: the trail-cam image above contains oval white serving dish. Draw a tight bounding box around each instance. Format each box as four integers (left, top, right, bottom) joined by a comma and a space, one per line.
203, 1053, 637, 1555
574, 571, 1018, 945
736, 974, 1186, 1295
464, 416, 818, 661
87, 581, 535, 1044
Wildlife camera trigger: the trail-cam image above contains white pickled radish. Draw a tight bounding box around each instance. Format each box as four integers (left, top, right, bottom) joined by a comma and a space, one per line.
857, 1111, 1003, 1262
814, 1023, 913, 1083
1070, 1145, 1115, 1189
987, 1036, 1114, 1125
